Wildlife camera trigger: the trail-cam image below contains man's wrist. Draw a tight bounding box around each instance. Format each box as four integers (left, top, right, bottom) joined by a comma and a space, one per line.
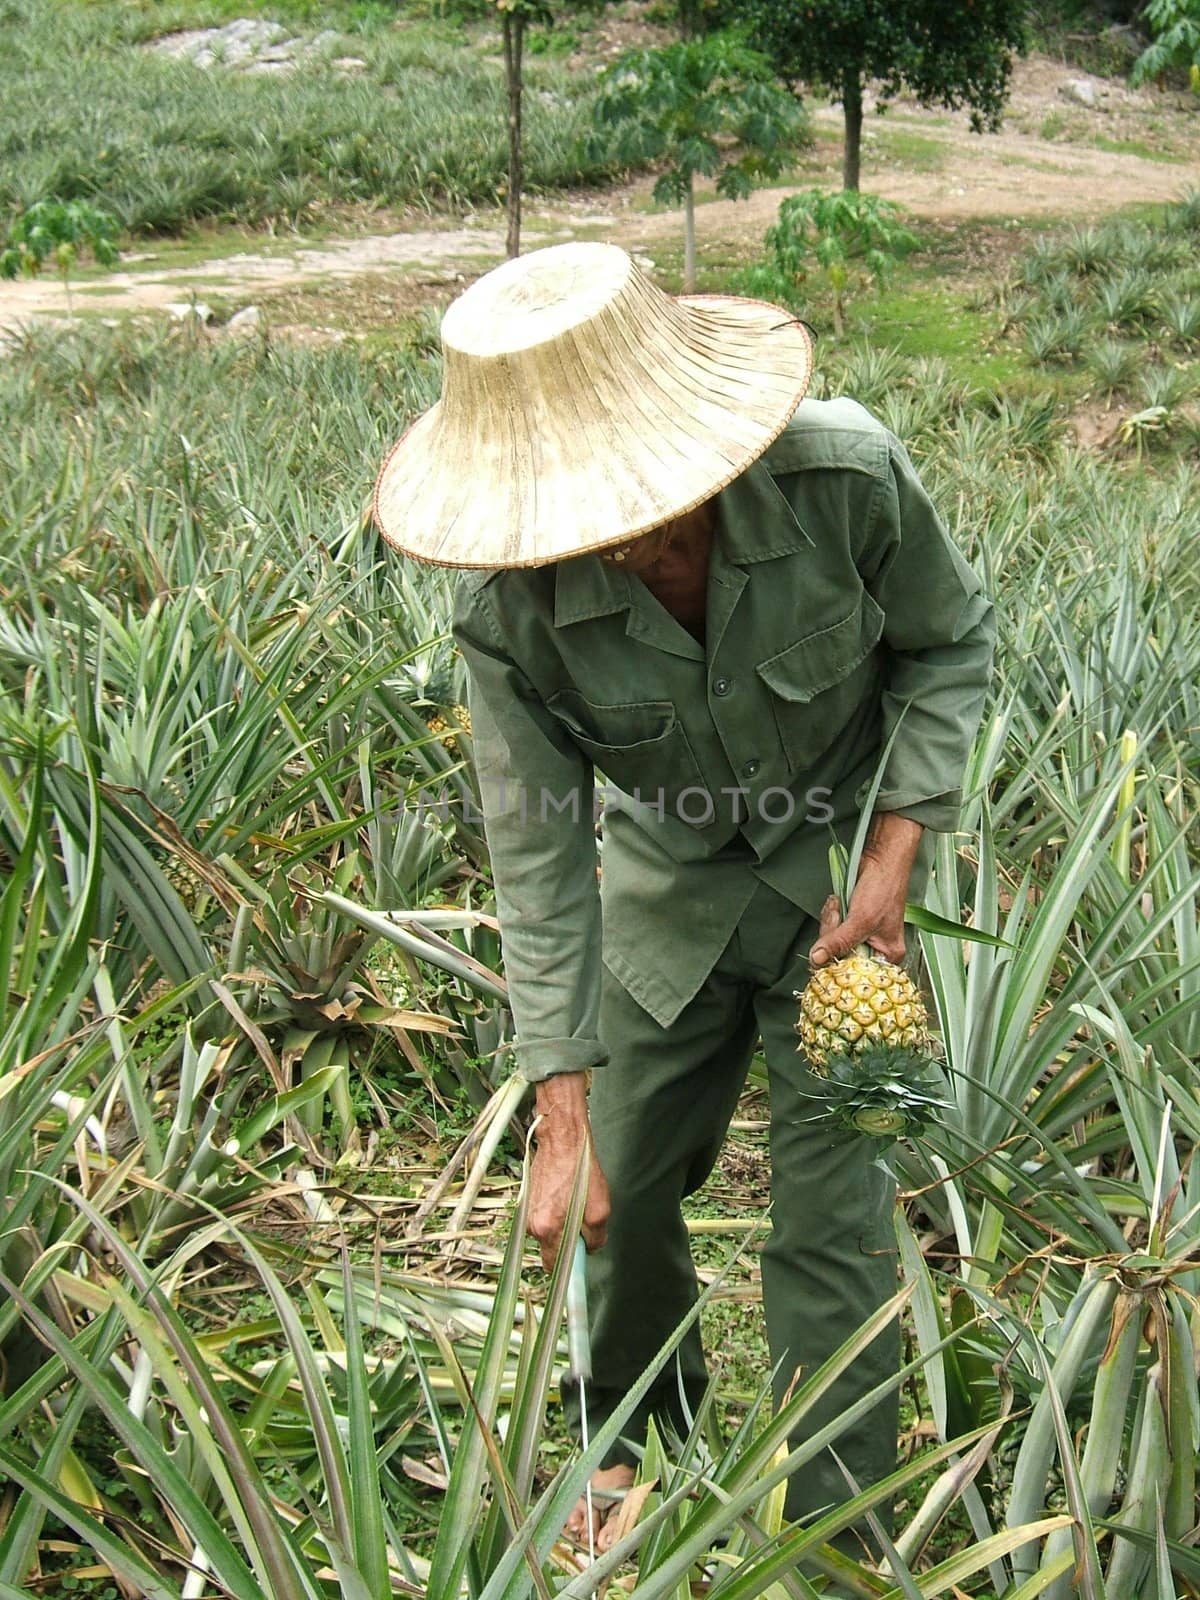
862, 812, 923, 873
533, 1070, 590, 1137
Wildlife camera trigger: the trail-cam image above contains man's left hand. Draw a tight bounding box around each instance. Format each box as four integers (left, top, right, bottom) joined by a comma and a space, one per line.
810, 814, 923, 968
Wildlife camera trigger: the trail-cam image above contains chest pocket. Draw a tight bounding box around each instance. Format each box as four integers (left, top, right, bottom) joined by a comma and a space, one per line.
755, 591, 885, 772
546, 689, 705, 814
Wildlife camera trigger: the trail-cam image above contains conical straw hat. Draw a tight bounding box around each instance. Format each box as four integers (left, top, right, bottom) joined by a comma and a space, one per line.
374, 242, 813, 569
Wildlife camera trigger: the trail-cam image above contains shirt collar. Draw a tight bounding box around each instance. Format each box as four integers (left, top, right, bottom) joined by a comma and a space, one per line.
715, 453, 813, 562
553, 454, 812, 626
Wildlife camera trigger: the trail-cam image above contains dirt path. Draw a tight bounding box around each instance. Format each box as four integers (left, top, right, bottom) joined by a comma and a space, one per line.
2, 54, 1195, 335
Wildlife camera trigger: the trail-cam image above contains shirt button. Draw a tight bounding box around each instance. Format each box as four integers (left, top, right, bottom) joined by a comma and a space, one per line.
743, 758, 761, 778
712, 676, 731, 697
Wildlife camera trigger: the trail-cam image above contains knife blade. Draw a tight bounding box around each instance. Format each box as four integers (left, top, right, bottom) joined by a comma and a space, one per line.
567, 1235, 596, 1572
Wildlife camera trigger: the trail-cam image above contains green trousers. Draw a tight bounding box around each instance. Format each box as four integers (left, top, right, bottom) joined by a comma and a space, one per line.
564, 877, 899, 1531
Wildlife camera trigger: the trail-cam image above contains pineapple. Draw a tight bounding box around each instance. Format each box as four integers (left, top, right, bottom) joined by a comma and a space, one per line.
425, 702, 472, 753
797, 951, 927, 1067
795, 950, 946, 1140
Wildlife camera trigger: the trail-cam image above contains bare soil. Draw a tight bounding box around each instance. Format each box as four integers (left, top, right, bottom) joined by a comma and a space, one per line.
1, 53, 1195, 338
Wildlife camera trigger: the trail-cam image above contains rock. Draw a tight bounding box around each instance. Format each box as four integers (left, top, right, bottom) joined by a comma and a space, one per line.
166, 301, 213, 323
333, 56, 368, 73
144, 18, 344, 75
1061, 78, 1101, 109
227, 305, 262, 333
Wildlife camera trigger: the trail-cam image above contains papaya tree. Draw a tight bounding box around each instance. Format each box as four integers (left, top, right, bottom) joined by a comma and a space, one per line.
493, 0, 551, 259
592, 32, 808, 291
1132, 0, 1200, 92
1, 199, 120, 312
765, 188, 918, 335
729, 0, 1026, 191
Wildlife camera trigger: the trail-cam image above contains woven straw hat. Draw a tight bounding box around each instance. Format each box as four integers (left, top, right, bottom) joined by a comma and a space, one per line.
373, 242, 813, 569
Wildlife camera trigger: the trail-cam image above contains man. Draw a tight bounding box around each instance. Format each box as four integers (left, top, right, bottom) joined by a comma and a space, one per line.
374, 242, 994, 1549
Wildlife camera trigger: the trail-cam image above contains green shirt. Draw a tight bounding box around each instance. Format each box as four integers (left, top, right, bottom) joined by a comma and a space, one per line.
451, 398, 995, 1081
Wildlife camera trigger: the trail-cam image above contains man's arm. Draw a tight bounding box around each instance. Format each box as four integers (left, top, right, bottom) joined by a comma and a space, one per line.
856, 432, 996, 832
453, 587, 610, 1269
814, 434, 995, 966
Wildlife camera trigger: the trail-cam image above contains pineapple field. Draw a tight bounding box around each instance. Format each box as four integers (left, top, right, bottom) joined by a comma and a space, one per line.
3, 0, 1200, 1594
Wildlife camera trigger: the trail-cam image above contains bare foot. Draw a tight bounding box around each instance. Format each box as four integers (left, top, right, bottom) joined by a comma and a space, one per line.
564, 1462, 637, 1553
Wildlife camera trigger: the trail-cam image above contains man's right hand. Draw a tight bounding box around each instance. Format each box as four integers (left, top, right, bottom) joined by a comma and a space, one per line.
529, 1071, 610, 1273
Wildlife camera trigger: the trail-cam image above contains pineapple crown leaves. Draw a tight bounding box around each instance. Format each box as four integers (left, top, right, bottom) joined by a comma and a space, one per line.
798, 1045, 950, 1142
824, 1043, 947, 1096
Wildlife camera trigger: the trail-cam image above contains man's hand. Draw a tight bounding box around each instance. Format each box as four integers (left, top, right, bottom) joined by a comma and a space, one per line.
810, 813, 923, 968
528, 1071, 611, 1273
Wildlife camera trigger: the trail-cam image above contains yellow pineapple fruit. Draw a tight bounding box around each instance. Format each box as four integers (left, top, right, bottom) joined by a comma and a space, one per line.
425, 703, 471, 753
796, 951, 928, 1072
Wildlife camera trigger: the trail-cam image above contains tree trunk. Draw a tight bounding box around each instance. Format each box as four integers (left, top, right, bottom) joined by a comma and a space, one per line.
503, 13, 524, 259
842, 70, 863, 192
683, 173, 696, 293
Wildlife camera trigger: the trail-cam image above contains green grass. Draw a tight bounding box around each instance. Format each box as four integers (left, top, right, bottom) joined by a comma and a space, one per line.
118, 0, 406, 26
1039, 109, 1068, 142
1038, 113, 1191, 165
768, 118, 950, 192
859, 284, 1027, 390
1089, 133, 1190, 164
867, 124, 946, 172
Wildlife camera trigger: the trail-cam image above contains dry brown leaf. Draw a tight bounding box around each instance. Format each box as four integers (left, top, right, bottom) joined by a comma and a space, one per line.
606, 1478, 658, 1545
401, 1453, 450, 1490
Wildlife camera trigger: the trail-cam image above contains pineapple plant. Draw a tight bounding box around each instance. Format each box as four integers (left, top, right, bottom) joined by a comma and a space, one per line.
396, 654, 472, 754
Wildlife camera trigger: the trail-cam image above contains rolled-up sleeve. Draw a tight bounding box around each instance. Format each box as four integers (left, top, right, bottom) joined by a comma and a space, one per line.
453, 586, 608, 1081
857, 435, 996, 832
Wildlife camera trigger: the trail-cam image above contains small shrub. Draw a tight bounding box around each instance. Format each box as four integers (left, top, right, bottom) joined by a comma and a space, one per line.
1061, 223, 1108, 276
0, 197, 119, 282
827, 340, 913, 409
1165, 189, 1200, 233
1086, 338, 1142, 402
996, 286, 1040, 336
1094, 270, 1158, 331
874, 385, 943, 442
726, 260, 799, 310
1160, 292, 1200, 347
987, 392, 1064, 458
1038, 268, 1081, 317
1139, 362, 1196, 409
1116, 402, 1171, 453
1017, 235, 1068, 288
1025, 307, 1089, 364
907, 355, 972, 414
1110, 226, 1193, 273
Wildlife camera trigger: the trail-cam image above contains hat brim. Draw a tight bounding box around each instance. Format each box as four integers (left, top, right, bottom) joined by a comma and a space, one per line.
374, 293, 813, 570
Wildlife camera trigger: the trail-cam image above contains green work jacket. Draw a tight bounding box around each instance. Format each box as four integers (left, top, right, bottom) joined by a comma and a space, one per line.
451, 398, 995, 1081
